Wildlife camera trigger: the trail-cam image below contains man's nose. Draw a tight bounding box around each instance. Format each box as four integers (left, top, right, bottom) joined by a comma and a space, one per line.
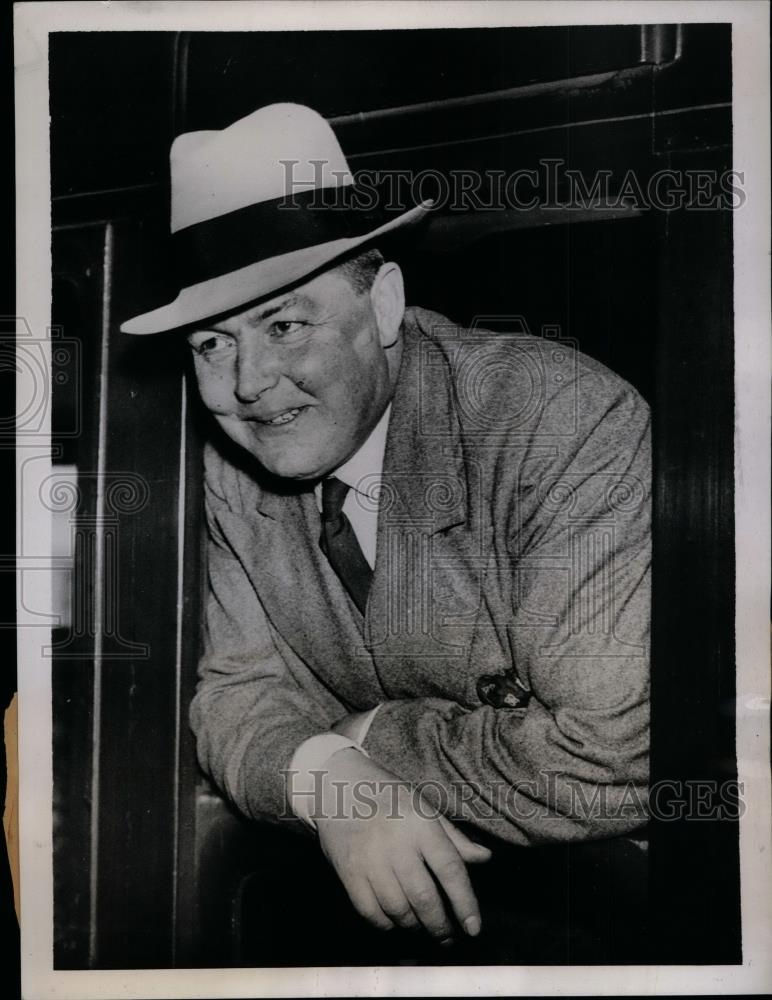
234, 338, 282, 404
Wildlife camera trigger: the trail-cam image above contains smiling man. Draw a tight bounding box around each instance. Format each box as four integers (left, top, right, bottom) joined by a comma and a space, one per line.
121, 103, 651, 964
186, 257, 404, 483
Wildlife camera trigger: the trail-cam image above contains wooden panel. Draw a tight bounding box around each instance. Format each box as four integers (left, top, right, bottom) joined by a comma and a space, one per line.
170, 386, 207, 968
90, 218, 188, 968
649, 144, 740, 963
51, 224, 107, 970
50, 219, 209, 970
182, 25, 657, 134
49, 32, 176, 199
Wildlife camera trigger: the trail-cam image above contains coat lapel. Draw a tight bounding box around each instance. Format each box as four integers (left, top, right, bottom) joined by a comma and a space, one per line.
364, 315, 494, 705
217, 484, 385, 711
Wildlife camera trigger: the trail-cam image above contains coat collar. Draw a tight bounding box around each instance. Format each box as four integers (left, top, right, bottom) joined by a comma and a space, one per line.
377, 308, 469, 536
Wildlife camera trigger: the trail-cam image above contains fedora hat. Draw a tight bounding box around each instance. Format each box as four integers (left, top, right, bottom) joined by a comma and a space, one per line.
121, 103, 431, 335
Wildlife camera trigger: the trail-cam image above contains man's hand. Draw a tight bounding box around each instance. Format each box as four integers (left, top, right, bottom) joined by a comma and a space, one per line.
315, 747, 491, 944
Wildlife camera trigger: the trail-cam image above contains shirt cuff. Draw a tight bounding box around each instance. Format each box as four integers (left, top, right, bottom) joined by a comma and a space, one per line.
352, 705, 381, 745
287, 733, 370, 830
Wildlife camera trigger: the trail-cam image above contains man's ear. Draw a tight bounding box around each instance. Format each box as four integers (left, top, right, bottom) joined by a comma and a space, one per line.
370, 262, 405, 348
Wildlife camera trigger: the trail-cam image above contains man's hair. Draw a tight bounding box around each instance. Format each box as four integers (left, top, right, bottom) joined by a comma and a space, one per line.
333, 247, 385, 294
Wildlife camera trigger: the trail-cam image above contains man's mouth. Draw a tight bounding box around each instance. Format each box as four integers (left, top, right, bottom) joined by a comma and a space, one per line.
255, 406, 306, 427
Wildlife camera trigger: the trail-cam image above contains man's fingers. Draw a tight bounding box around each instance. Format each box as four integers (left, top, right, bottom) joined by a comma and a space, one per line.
369, 870, 421, 931
422, 838, 483, 938
343, 875, 395, 932
438, 814, 492, 864
392, 859, 454, 940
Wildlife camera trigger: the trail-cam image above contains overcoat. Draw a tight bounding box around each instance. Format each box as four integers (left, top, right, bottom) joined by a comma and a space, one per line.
190, 306, 651, 845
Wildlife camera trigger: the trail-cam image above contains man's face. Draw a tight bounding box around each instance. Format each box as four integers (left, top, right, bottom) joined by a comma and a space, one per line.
186, 264, 404, 480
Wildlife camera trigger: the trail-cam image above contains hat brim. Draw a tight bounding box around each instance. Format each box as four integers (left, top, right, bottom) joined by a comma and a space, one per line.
120, 201, 431, 335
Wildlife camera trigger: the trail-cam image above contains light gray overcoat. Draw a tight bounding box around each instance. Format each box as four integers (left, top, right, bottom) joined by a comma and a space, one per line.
190, 307, 651, 845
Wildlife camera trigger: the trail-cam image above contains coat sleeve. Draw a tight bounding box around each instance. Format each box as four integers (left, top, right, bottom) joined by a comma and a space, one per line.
188, 460, 345, 823
361, 378, 651, 846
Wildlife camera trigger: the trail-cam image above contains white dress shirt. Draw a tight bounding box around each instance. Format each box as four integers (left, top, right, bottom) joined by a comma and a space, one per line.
288, 405, 391, 827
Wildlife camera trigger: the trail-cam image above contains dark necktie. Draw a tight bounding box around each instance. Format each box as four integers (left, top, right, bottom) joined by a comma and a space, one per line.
319, 477, 373, 615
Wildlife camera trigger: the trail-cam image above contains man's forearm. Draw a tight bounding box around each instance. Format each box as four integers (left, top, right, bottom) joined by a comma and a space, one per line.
358, 692, 649, 845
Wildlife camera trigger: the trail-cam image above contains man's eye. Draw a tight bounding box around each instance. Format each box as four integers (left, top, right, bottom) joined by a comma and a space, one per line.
189, 334, 234, 358
272, 320, 306, 337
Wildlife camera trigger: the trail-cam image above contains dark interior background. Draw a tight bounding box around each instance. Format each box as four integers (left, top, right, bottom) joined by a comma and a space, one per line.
49, 25, 738, 969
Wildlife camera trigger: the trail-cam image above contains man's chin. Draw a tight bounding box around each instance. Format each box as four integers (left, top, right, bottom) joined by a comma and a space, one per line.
258, 458, 324, 481
218, 431, 319, 480
214, 417, 346, 481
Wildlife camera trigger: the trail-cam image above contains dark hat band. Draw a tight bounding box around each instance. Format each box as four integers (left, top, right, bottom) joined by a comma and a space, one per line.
172, 186, 389, 287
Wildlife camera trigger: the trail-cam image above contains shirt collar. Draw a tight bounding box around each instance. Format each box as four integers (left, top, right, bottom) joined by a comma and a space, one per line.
322, 403, 392, 501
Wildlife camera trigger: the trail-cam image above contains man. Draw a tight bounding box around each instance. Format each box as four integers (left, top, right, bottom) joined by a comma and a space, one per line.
122, 103, 650, 962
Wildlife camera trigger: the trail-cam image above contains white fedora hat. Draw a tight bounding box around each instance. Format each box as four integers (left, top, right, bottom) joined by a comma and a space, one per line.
121, 103, 431, 335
